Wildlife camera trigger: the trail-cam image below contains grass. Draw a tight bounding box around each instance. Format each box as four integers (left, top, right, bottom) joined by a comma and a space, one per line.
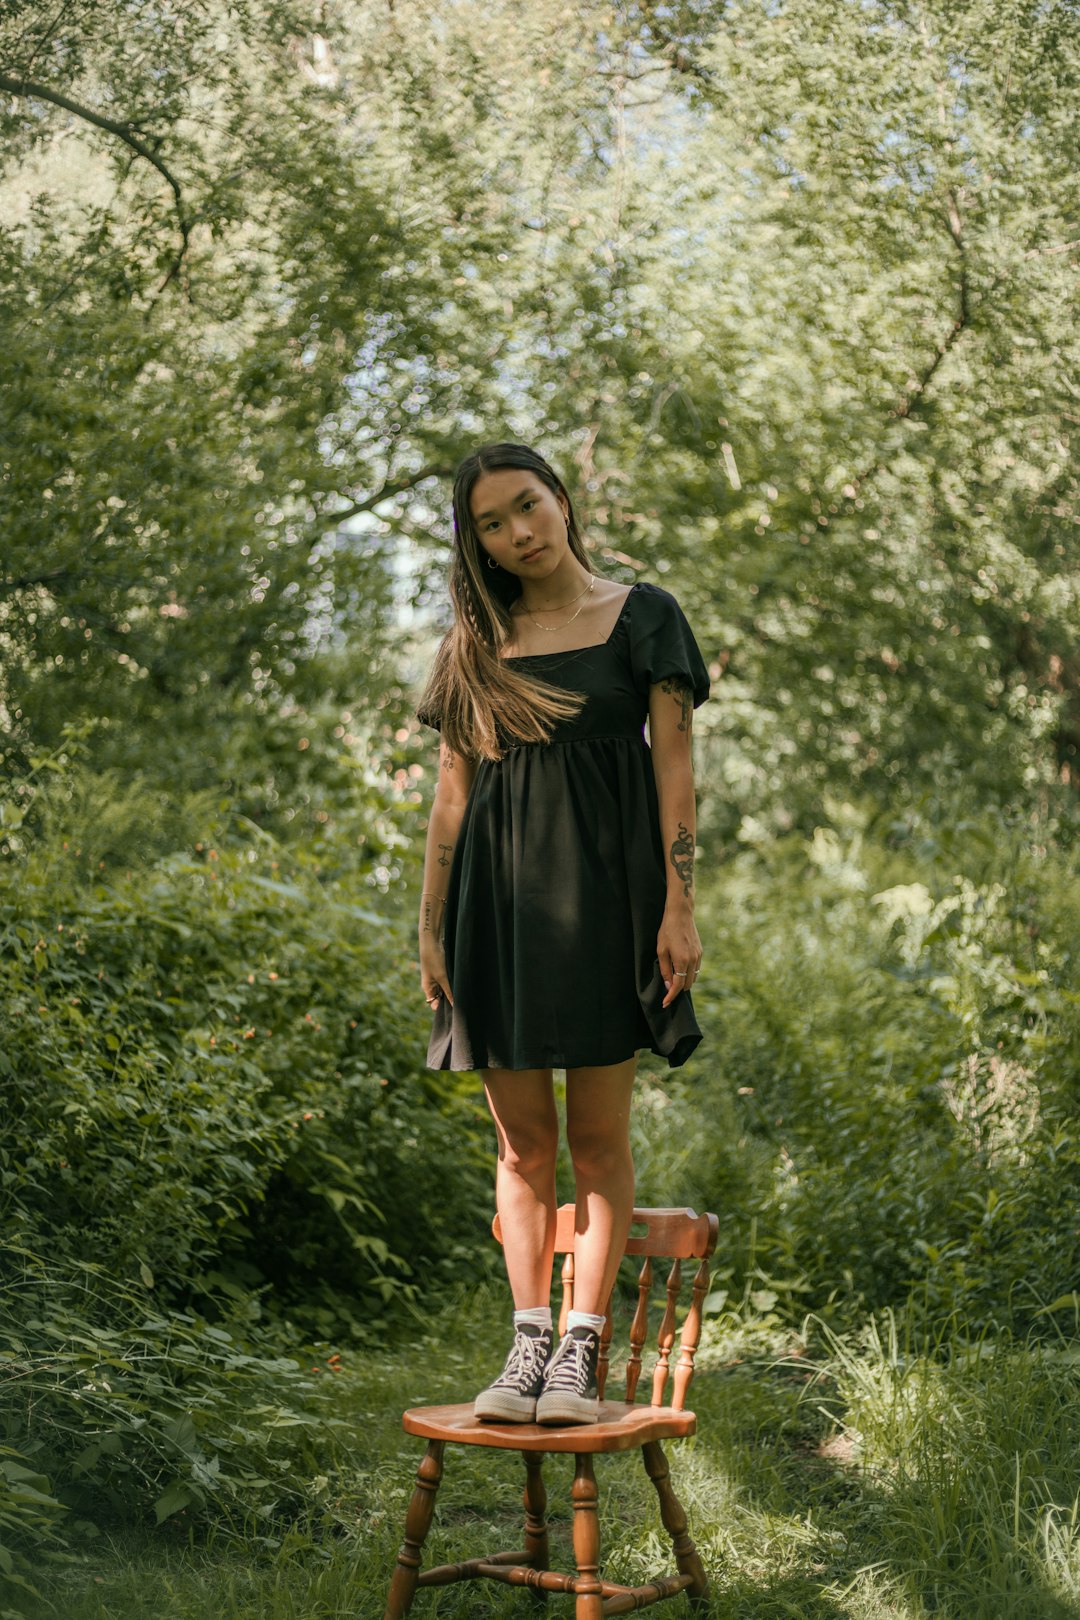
11, 1290, 1080, 1620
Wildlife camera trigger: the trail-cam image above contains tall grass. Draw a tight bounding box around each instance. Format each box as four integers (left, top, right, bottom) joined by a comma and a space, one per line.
15, 1291, 1080, 1619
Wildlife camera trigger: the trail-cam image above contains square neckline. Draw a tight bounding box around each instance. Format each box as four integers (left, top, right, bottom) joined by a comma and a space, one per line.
499, 582, 639, 662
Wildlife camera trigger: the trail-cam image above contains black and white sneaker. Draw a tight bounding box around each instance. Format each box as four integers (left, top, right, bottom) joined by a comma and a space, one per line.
473, 1322, 553, 1422
535, 1325, 602, 1425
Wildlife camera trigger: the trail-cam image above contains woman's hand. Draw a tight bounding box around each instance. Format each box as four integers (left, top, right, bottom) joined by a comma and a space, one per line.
419, 936, 454, 1009
657, 903, 702, 1008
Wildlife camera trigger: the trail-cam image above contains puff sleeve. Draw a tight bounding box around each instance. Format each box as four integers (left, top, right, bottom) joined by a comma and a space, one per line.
628, 582, 710, 709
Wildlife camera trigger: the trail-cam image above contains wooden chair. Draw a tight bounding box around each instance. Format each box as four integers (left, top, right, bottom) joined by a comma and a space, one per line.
382, 1204, 719, 1619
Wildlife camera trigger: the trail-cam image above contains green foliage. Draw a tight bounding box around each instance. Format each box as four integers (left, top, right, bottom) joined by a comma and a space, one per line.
0, 1241, 346, 1600
0, 747, 494, 1580
4, 0, 1078, 832
639, 796, 1080, 1332
1, 746, 491, 1316
0, 1440, 66, 1609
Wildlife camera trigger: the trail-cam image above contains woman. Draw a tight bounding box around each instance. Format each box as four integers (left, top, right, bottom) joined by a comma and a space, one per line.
415, 442, 709, 1425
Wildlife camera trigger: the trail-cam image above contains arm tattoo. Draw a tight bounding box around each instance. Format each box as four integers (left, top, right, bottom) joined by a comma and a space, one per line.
421, 895, 445, 935
659, 676, 692, 733
670, 820, 695, 899
437, 842, 452, 867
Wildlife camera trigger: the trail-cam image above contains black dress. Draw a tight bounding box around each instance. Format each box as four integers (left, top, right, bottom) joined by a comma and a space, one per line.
418, 581, 710, 1073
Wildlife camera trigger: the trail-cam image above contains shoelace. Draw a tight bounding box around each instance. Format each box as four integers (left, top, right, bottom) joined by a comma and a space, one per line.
542, 1333, 595, 1392
494, 1330, 550, 1387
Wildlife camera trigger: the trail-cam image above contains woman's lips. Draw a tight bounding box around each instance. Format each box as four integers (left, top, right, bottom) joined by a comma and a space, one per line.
519, 546, 544, 562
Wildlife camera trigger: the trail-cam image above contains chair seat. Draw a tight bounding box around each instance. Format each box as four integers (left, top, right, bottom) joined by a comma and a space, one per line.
402, 1400, 697, 1453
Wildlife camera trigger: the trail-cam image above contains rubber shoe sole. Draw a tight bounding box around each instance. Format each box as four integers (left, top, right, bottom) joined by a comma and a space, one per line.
535, 1388, 600, 1425
473, 1388, 537, 1422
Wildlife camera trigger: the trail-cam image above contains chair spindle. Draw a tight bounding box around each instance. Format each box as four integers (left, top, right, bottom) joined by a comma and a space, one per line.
597, 1289, 614, 1399
671, 1257, 710, 1410
558, 1250, 574, 1335
625, 1256, 652, 1403
651, 1257, 682, 1407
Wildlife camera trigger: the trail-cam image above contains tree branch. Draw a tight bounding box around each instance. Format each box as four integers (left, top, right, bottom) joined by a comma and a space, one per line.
0, 68, 191, 293
1025, 237, 1080, 259
323, 464, 454, 528
0, 566, 72, 596
635, 3, 716, 86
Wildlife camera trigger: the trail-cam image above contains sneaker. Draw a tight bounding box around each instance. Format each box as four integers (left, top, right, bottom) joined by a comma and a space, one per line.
535, 1325, 602, 1425
473, 1322, 553, 1422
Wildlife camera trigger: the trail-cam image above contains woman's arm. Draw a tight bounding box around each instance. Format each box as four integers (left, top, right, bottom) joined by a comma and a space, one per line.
647, 677, 702, 1007
418, 739, 476, 1007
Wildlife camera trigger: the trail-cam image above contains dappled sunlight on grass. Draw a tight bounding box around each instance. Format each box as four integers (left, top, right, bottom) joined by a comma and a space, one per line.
16, 1290, 1080, 1619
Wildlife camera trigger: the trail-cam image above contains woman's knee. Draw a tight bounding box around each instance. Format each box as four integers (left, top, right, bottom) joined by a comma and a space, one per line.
496, 1121, 558, 1179
564, 1059, 636, 1181
565, 1121, 633, 1182
484, 1069, 558, 1179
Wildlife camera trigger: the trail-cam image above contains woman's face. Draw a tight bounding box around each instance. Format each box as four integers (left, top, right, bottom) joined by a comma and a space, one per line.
469, 469, 570, 578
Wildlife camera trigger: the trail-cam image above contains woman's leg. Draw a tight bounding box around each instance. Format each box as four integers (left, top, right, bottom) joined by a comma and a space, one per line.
564, 1055, 637, 1316
482, 1067, 559, 1308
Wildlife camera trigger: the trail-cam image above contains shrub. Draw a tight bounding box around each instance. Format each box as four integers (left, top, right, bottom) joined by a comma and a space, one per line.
640, 797, 1080, 1333
0, 751, 494, 1572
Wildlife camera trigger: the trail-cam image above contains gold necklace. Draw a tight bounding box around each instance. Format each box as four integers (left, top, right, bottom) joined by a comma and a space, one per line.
523, 577, 596, 631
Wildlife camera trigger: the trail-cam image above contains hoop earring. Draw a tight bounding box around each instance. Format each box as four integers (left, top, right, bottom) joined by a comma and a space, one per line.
486, 555, 499, 570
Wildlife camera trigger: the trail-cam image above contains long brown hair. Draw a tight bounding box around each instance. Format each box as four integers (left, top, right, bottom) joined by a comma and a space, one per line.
417, 443, 600, 761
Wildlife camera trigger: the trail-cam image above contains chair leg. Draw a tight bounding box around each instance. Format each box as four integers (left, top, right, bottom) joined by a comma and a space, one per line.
571, 1453, 604, 1619
641, 1439, 708, 1606
523, 1451, 550, 1572
383, 1439, 444, 1620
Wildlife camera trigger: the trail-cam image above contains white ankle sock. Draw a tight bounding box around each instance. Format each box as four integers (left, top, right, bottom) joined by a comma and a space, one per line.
514, 1306, 553, 1330
567, 1309, 605, 1334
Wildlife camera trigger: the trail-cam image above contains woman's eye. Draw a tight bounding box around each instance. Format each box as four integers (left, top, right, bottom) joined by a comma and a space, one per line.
483, 500, 535, 531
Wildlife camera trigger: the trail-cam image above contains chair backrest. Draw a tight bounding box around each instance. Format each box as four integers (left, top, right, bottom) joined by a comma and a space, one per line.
492, 1205, 719, 1411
